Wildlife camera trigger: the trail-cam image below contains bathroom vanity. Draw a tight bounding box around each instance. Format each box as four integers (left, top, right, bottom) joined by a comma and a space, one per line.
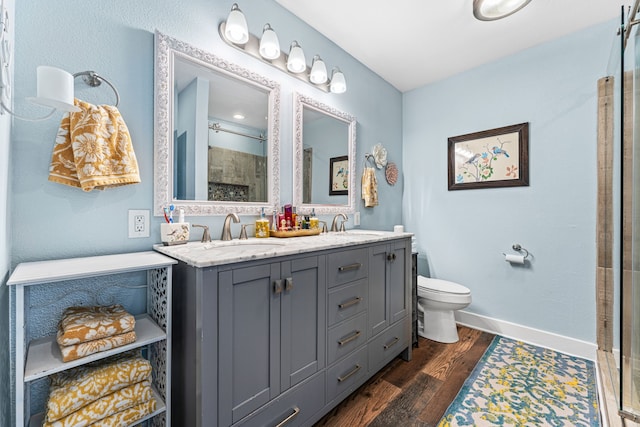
155, 231, 412, 427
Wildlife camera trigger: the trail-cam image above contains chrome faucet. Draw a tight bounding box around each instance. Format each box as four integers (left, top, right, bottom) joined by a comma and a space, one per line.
330, 213, 348, 232
221, 213, 240, 241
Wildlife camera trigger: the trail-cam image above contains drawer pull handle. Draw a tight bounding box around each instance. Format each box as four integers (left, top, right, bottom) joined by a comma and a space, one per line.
275, 406, 300, 427
338, 263, 362, 272
338, 330, 361, 346
337, 364, 361, 382
338, 297, 362, 309
383, 337, 399, 350
273, 280, 283, 295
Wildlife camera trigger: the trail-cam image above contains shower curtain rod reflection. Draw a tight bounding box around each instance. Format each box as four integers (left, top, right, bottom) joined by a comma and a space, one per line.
208, 122, 266, 143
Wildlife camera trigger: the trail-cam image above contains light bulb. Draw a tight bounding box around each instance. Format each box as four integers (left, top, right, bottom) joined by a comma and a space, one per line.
287, 41, 306, 74
310, 55, 328, 84
330, 67, 346, 94
259, 24, 281, 60
224, 3, 249, 44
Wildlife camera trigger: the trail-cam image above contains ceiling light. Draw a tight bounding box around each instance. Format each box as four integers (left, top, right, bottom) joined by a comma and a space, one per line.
233, 113, 245, 120
259, 24, 280, 60
329, 67, 346, 94
473, 0, 531, 21
309, 55, 328, 84
224, 3, 249, 44
287, 41, 306, 74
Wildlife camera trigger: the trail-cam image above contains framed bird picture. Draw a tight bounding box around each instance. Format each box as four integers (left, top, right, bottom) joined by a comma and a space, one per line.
329, 155, 349, 195
447, 122, 529, 190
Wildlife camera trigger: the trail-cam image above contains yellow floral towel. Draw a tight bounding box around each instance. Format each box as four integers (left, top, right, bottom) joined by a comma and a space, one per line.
90, 399, 157, 427
46, 351, 152, 422
361, 167, 378, 207
59, 331, 137, 362
48, 98, 140, 192
43, 380, 153, 427
57, 304, 135, 346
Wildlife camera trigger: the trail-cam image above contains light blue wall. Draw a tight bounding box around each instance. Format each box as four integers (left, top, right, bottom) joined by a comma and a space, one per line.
402, 19, 615, 343
10, 0, 402, 267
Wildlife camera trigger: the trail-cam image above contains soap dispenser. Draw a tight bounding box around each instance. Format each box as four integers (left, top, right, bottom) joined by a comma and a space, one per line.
256, 208, 270, 238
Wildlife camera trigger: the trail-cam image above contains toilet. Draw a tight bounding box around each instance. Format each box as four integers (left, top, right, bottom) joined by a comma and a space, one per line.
417, 275, 472, 343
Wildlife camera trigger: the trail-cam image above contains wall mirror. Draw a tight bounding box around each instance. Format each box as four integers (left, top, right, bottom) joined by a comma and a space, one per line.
154, 31, 280, 216
293, 93, 356, 215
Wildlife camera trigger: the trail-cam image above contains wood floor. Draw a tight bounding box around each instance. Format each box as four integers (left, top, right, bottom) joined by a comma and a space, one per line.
314, 325, 495, 427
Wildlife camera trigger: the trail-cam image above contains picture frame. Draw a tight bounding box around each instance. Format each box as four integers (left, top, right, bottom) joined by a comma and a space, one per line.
329, 155, 349, 195
448, 122, 529, 190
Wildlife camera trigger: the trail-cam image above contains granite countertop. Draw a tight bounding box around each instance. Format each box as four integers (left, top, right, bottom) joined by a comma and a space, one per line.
153, 229, 413, 268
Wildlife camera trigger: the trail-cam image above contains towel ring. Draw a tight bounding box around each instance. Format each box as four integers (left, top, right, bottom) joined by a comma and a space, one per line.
73, 71, 120, 107
512, 243, 530, 259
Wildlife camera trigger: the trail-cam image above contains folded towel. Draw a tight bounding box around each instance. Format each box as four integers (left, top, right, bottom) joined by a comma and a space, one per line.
46, 351, 152, 423
89, 398, 157, 427
361, 167, 378, 207
59, 331, 137, 362
48, 98, 141, 192
57, 304, 135, 346
43, 380, 153, 427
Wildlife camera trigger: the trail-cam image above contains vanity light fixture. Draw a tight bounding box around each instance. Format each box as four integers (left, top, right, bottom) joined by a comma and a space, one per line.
219, 3, 346, 93
286, 41, 306, 74
309, 55, 328, 84
472, 0, 532, 21
259, 24, 280, 60
329, 67, 347, 94
224, 3, 249, 44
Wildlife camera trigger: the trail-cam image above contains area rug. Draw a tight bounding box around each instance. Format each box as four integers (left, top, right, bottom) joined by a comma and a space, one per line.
438, 336, 600, 426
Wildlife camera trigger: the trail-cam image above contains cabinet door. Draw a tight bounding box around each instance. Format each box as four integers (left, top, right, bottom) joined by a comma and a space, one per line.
218, 262, 281, 426
368, 244, 389, 337
389, 240, 409, 325
280, 255, 326, 391
369, 241, 409, 337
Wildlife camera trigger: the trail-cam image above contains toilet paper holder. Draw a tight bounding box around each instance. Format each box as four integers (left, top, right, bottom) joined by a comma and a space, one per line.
503, 243, 530, 259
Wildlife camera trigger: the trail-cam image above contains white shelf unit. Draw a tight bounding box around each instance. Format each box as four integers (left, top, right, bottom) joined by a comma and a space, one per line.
7, 251, 177, 427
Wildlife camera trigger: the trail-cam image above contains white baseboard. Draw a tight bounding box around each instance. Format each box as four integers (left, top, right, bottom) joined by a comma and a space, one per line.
455, 310, 598, 361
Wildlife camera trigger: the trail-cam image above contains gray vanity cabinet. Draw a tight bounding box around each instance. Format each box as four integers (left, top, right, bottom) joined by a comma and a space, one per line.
218, 254, 326, 426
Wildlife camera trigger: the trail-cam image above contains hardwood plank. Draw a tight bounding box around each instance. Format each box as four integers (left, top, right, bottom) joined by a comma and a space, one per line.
421, 327, 483, 381
368, 372, 442, 427
418, 330, 494, 425
315, 375, 402, 426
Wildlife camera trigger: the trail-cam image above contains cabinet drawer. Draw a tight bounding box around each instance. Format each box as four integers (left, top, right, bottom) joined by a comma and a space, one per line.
327, 279, 367, 326
368, 320, 408, 373
327, 248, 368, 288
236, 373, 325, 427
326, 346, 368, 403
327, 312, 367, 365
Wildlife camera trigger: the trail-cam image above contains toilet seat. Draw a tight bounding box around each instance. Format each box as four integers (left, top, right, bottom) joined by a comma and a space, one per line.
417, 277, 471, 304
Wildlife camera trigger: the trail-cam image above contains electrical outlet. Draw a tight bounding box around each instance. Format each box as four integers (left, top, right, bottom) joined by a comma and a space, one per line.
128, 209, 150, 238
354, 211, 360, 226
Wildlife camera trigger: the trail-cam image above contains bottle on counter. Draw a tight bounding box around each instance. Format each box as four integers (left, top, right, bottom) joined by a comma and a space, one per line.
310, 208, 319, 230
256, 208, 270, 238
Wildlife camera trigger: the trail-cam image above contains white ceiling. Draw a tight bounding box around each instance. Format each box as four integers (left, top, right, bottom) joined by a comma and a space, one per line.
275, 0, 628, 92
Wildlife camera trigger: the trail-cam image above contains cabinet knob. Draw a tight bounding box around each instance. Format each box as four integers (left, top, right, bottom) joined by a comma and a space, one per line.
387, 253, 396, 262
284, 277, 293, 291
273, 280, 283, 294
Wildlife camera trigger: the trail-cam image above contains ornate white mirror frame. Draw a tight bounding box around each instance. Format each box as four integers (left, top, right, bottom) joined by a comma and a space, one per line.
154, 31, 281, 216
293, 93, 356, 215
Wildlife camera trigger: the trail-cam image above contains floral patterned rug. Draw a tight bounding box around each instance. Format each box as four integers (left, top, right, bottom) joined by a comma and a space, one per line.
438, 336, 600, 426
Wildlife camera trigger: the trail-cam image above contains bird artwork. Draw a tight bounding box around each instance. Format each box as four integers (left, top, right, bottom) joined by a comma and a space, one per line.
465, 153, 481, 164
492, 146, 509, 158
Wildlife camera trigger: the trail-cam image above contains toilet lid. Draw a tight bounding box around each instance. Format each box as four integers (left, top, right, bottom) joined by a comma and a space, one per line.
418, 276, 470, 295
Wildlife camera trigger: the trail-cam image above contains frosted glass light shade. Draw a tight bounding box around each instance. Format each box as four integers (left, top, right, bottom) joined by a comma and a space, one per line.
225, 3, 249, 44
27, 66, 80, 112
287, 41, 306, 74
310, 55, 328, 84
330, 68, 346, 94
473, 0, 531, 20
259, 24, 280, 60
